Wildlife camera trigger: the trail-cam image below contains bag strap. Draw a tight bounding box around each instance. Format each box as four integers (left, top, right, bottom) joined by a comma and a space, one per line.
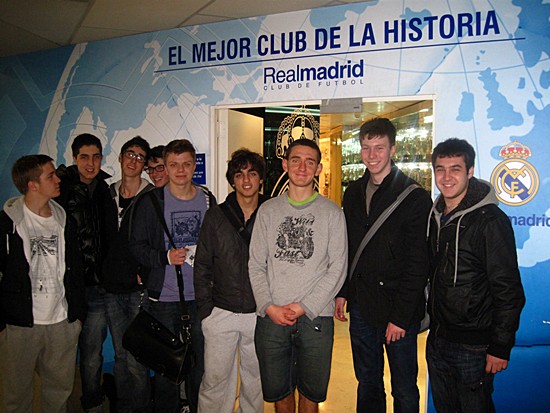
149, 192, 191, 336
219, 202, 251, 245
348, 183, 421, 280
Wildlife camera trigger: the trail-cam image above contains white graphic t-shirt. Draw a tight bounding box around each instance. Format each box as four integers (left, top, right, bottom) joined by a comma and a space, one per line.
23, 204, 67, 324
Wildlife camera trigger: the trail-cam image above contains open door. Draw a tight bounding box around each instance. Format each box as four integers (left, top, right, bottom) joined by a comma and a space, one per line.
215, 108, 264, 201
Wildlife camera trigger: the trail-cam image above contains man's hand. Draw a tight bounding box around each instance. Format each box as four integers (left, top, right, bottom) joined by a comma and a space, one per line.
385, 322, 406, 345
283, 303, 305, 321
168, 247, 188, 265
486, 354, 508, 374
265, 305, 296, 326
334, 297, 347, 321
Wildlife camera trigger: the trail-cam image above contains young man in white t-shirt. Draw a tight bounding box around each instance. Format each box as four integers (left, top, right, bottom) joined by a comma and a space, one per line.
0, 154, 86, 413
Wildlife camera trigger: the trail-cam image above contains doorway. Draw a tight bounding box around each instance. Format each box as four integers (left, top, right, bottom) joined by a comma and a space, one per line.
214, 97, 433, 412
215, 97, 434, 203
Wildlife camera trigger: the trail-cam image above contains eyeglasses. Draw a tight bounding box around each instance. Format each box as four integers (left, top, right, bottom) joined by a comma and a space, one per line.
144, 164, 165, 174
124, 151, 146, 163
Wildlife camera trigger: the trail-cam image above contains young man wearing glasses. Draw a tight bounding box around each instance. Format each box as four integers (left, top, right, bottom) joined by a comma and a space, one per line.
103, 136, 154, 413
145, 145, 169, 188
55, 133, 115, 412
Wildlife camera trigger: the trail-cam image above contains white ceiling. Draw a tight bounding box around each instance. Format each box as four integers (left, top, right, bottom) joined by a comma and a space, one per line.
0, 0, 370, 58
1, 0, 431, 128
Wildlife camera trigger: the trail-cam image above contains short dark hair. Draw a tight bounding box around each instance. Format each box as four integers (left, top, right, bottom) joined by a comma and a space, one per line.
12, 154, 54, 195
149, 145, 165, 162
121, 136, 151, 160
284, 139, 321, 164
164, 139, 196, 162
432, 138, 476, 170
226, 148, 266, 186
359, 118, 397, 146
71, 133, 102, 157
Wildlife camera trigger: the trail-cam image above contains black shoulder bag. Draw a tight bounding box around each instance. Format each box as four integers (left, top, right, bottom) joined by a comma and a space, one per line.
122, 192, 193, 384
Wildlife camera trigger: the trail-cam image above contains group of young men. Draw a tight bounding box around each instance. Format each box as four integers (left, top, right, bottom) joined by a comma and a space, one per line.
0, 116, 525, 413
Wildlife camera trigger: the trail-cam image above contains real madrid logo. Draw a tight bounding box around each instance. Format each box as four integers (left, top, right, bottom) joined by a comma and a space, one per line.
490, 141, 539, 206
272, 106, 320, 196
275, 106, 320, 160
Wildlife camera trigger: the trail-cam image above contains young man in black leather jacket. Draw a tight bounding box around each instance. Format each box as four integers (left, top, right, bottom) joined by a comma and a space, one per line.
194, 149, 267, 413
426, 138, 525, 412
55, 133, 114, 413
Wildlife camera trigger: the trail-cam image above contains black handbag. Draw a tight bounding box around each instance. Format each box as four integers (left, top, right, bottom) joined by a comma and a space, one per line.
122, 192, 194, 384
122, 298, 192, 384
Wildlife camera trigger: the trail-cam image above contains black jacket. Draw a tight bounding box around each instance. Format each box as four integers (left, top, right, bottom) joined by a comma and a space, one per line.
194, 192, 268, 321
427, 177, 525, 360
0, 197, 86, 331
129, 185, 216, 300
338, 165, 432, 329
55, 164, 114, 286
103, 179, 153, 293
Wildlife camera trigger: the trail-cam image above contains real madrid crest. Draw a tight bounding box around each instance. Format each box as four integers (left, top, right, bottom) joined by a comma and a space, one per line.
490, 141, 539, 206
271, 106, 320, 196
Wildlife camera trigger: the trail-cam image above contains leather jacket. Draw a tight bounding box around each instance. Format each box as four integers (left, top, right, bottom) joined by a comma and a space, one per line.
427, 177, 525, 360
56, 164, 114, 286
194, 192, 268, 321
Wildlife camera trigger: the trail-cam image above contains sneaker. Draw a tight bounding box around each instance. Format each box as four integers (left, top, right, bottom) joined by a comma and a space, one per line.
180, 399, 190, 413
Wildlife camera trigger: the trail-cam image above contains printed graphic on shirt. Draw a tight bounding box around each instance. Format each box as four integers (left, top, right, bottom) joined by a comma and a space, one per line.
30, 234, 59, 294
275, 214, 315, 265
170, 210, 202, 247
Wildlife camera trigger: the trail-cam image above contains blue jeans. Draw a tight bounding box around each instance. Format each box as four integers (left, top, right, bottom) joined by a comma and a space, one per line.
105, 290, 151, 413
79, 286, 108, 410
148, 300, 204, 413
349, 309, 420, 413
426, 333, 495, 413
255, 315, 334, 403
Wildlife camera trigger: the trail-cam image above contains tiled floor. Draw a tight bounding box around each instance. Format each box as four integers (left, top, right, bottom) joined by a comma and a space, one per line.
1, 320, 428, 413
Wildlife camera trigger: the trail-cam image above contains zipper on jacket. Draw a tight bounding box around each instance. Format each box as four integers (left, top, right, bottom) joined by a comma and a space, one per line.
442, 242, 450, 275
430, 267, 439, 336
432, 241, 449, 337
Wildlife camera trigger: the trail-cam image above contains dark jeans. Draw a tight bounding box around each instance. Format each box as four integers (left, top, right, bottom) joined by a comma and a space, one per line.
349, 309, 420, 413
426, 333, 495, 413
148, 300, 204, 413
79, 286, 108, 410
105, 290, 151, 413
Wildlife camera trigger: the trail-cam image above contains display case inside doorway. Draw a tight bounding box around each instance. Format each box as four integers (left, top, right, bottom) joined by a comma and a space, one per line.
341, 105, 433, 198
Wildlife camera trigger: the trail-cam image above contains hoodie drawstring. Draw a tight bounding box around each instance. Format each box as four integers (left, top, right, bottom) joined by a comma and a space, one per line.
453, 214, 465, 287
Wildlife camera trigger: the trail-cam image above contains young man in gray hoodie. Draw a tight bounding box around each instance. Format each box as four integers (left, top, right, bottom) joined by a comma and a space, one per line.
0, 155, 85, 412
249, 138, 348, 413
